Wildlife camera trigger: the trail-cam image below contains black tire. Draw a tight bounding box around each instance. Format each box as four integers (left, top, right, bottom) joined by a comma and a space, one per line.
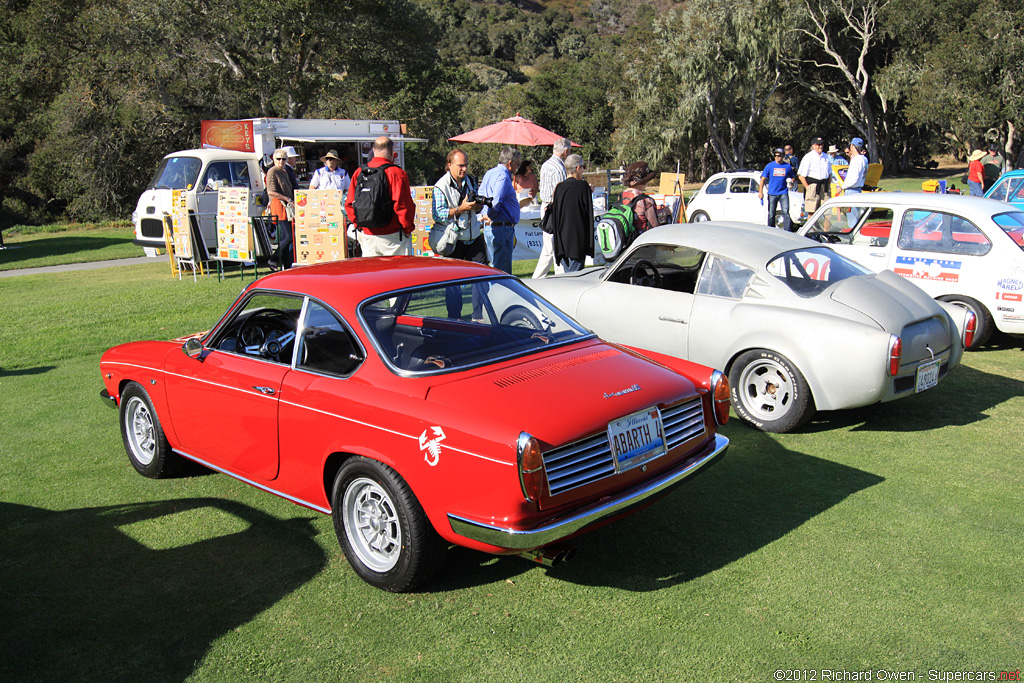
938, 295, 993, 349
689, 210, 710, 223
500, 306, 542, 330
332, 456, 445, 592
728, 349, 814, 433
119, 382, 180, 478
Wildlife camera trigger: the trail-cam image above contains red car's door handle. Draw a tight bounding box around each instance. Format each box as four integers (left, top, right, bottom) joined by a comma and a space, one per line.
252, 386, 276, 395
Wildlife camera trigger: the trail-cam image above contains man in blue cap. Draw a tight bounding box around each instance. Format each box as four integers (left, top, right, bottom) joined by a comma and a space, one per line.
840, 137, 868, 227
757, 148, 796, 230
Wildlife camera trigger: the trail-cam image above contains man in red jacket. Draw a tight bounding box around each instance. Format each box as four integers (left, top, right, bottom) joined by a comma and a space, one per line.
344, 136, 416, 256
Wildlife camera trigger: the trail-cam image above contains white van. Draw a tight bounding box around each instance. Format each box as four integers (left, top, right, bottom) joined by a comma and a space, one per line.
131, 118, 422, 253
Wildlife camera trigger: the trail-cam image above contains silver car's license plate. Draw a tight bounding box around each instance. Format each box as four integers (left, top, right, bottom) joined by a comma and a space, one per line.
608, 407, 667, 472
915, 358, 940, 393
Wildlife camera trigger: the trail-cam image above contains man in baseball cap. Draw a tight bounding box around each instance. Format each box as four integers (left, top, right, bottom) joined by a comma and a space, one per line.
797, 137, 831, 213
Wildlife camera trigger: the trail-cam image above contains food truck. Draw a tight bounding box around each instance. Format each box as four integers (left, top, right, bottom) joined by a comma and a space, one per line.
131, 118, 424, 254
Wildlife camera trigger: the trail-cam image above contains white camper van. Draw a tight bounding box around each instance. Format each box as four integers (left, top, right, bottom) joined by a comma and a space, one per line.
131, 118, 422, 253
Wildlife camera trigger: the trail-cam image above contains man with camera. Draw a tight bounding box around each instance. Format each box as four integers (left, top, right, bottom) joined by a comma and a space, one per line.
429, 149, 489, 319
478, 146, 533, 274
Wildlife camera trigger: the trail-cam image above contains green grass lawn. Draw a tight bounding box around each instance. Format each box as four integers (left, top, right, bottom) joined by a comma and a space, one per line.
1, 258, 1022, 682
0, 221, 141, 271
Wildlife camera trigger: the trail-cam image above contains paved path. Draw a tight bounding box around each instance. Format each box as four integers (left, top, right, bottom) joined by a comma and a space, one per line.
0, 255, 163, 278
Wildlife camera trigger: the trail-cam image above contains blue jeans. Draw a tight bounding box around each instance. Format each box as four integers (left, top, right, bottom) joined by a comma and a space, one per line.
766, 193, 791, 230
484, 224, 515, 274
968, 180, 984, 197
844, 188, 863, 228
559, 257, 584, 273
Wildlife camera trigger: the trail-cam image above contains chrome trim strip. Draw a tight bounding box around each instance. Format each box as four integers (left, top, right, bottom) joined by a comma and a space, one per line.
171, 448, 332, 514
447, 433, 728, 549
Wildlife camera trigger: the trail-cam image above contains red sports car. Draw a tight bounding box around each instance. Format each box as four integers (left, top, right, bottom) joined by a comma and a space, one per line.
101, 258, 729, 591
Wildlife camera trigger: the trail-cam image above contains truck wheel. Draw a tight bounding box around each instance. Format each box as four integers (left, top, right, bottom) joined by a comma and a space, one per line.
728, 350, 814, 433
119, 382, 180, 478
938, 295, 992, 349
332, 457, 445, 592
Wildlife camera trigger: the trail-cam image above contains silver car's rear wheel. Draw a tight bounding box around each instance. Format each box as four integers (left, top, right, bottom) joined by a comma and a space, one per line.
729, 350, 813, 433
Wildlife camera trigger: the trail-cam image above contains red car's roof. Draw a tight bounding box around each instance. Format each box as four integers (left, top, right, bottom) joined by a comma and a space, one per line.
250, 257, 500, 303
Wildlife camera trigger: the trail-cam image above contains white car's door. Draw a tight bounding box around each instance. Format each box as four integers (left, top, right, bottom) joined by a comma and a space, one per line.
804, 203, 893, 274
724, 177, 766, 223
691, 178, 727, 220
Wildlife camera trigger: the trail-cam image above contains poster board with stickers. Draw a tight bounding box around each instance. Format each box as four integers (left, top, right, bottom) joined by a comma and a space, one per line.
293, 188, 347, 265
409, 186, 437, 257
215, 187, 254, 261
170, 189, 192, 259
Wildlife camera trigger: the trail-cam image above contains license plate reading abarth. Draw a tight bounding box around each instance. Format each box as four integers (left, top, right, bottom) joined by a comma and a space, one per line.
608, 407, 667, 472
915, 358, 941, 393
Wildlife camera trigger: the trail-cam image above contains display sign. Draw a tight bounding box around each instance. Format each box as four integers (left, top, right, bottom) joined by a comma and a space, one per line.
200, 120, 256, 153
170, 189, 192, 259
410, 186, 436, 257
293, 189, 347, 265
216, 187, 253, 261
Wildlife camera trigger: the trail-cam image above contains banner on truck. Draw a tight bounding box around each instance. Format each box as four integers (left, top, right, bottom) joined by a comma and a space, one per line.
201, 120, 256, 153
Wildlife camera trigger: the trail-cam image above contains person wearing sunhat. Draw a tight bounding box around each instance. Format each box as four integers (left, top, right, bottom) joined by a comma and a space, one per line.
310, 149, 350, 191
621, 161, 663, 233
967, 149, 986, 196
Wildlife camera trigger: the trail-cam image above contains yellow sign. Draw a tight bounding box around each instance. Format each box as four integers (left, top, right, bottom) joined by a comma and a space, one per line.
170, 189, 192, 259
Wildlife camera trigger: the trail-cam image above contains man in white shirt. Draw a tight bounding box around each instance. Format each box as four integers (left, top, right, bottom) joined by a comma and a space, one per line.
532, 137, 572, 279
309, 149, 350, 191
797, 137, 832, 213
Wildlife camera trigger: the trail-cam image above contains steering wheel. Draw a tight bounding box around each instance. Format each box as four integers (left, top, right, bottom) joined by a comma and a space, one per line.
239, 309, 296, 361
630, 259, 663, 288
807, 231, 843, 244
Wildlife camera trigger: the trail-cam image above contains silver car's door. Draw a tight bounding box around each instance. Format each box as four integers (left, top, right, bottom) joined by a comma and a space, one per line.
686, 255, 756, 368
575, 244, 703, 357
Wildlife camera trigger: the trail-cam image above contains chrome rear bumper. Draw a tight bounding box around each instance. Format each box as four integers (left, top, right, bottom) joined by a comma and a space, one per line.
448, 433, 728, 550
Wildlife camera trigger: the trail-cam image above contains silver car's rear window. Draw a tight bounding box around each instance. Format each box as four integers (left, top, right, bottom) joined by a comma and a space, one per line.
766, 247, 871, 297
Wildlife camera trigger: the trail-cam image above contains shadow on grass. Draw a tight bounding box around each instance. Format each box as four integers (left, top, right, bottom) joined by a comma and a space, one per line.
428, 428, 883, 592
0, 365, 56, 377
803, 360, 1024, 434
0, 498, 325, 683
0, 235, 129, 265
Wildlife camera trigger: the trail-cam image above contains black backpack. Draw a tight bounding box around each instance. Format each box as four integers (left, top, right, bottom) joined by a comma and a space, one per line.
352, 163, 396, 229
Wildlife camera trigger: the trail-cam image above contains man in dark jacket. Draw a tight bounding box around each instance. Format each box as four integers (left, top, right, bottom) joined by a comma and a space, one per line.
550, 154, 594, 272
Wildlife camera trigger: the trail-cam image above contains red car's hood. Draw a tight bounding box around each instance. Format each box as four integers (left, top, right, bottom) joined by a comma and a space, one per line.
424, 342, 703, 448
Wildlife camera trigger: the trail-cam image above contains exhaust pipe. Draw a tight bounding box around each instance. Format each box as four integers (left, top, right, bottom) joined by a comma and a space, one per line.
518, 545, 578, 567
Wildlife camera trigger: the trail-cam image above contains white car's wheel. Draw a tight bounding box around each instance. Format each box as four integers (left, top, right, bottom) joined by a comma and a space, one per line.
332, 457, 445, 592
938, 295, 992, 349
119, 382, 180, 478
689, 210, 710, 223
729, 350, 813, 433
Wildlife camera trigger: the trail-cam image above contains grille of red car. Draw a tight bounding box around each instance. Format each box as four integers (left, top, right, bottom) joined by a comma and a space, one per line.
542, 397, 707, 497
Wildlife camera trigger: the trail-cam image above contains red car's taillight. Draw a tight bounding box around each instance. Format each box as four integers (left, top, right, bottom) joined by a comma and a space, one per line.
711, 370, 730, 426
888, 335, 902, 376
963, 310, 977, 349
517, 433, 549, 502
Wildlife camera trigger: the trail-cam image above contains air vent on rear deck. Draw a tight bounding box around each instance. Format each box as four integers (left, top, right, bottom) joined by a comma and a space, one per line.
493, 349, 620, 388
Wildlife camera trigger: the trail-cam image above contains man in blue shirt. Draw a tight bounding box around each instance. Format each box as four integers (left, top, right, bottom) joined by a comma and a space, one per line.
478, 146, 532, 273
758, 148, 796, 230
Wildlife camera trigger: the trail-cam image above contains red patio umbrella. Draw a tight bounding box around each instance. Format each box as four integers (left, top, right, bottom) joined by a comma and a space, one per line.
448, 115, 579, 147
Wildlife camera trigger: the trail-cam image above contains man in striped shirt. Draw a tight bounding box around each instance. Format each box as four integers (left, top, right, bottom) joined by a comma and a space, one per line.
532, 137, 572, 279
